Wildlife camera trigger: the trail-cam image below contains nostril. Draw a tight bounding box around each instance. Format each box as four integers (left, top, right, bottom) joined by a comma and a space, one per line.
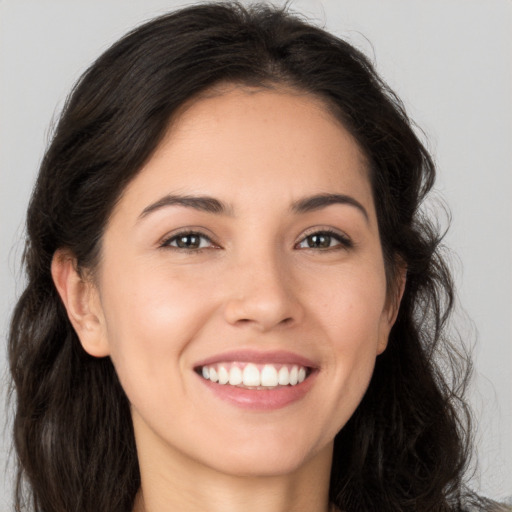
223, 292, 302, 331
234, 316, 294, 328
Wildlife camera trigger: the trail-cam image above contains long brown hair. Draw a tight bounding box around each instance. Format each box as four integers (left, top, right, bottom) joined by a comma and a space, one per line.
8, 2, 504, 511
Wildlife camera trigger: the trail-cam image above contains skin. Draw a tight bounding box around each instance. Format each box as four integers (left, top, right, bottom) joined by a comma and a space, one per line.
52, 85, 404, 512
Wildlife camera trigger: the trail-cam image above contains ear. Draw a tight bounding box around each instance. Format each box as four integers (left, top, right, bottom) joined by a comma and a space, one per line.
377, 264, 407, 355
51, 249, 110, 357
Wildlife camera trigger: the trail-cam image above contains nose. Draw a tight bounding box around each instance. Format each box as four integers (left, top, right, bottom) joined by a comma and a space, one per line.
223, 252, 303, 332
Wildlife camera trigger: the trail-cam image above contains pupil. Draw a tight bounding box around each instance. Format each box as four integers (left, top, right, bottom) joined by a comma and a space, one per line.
308, 234, 330, 248
177, 235, 199, 248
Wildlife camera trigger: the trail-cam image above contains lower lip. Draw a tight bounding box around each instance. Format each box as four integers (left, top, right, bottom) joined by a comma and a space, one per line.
197, 372, 317, 410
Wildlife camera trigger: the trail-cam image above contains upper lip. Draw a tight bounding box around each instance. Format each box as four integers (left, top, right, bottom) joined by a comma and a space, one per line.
193, 349, 318, 369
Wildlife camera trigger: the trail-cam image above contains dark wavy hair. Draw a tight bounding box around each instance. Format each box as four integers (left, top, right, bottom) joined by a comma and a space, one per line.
7, 2, 506, 511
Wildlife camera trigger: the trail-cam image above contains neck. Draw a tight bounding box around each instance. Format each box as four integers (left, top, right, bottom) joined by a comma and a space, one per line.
132, 437, 333, 512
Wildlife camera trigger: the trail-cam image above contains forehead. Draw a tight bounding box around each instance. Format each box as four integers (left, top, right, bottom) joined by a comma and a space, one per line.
114, 86, 373, 218
167, 84, 366, 170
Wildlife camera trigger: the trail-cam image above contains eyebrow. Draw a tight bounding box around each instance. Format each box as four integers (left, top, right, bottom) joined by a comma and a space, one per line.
291, 193, 369, 222
138, 192, 368, 222
139, 194, 232, 219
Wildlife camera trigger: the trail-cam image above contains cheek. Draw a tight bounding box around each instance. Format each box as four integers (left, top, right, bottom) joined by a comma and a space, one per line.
307, 259, 388, 341
306, 262, 388, 404
98, 264, 218, 383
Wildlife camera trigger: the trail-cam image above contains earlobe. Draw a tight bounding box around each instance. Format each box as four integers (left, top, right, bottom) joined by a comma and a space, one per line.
377, 265, 407, 355
388, 265, 407, 325
51, 249, 110, 357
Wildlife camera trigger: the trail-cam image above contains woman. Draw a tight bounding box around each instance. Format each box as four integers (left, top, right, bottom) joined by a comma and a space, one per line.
7, 2, 509, 511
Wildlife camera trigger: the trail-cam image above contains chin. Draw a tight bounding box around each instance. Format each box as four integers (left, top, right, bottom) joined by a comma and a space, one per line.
200, 434, 332, 479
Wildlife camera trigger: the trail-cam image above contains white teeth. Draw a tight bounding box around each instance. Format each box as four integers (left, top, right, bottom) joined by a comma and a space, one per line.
289, 365, 299, 385
243, 363, 261, 386
228, 366, 243, 385
200, 362, 309, 388
260, 365, 278, 387
278, 366, 290, 385
218, 366, 229, 385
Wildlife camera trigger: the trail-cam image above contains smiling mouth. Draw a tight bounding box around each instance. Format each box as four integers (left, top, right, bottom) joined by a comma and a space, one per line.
195, 362, 313, 389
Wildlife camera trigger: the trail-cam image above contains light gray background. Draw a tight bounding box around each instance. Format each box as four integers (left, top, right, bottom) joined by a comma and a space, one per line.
1, 0, 510, 507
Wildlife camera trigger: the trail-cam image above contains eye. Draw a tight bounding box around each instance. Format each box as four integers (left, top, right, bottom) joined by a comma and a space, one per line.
296, 230, 352, 250
160, 231, 216, 250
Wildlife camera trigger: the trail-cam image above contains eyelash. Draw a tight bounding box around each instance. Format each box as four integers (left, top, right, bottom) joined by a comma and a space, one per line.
159, 230, 217, 252
159, 228, 353, 253
295, 229, 353, 251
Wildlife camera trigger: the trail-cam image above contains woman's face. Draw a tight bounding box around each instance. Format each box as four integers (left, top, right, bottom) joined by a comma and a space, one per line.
87, 86, 399, 478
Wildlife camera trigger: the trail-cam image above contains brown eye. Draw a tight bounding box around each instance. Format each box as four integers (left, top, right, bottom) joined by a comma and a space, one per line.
306, 233, 333, 248
162, 232, 213, 250
296, 230, 352, 250
176, 234, 202, 248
